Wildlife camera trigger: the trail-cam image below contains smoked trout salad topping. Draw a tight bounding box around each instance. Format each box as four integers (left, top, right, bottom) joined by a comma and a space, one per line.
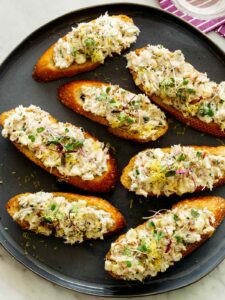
105, 205, 215, 281
128, 145, 225, 197
126, 45, 225, 131
1, 105, 109, 180
13, 192, 115, 244
53, 13, 139, 69
80, 85, 167, 139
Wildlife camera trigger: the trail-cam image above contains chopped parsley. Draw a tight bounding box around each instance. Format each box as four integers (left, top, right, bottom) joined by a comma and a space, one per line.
187, 88, 196, 94
123, 248, 131, 256
137, 243, 149, 253
154, 230, 165, 241
143, 116, 150, 123
182, 78, 189, 85
106, 86, 111, 93
118, 112, 135, 124
191, 209, 200, 218
64, 140, 84, 151
196, 151, 202, 158
72, 47, 77, 57
165, 170, 176, 177
43, 216, 53, 223
28, 135, 35, 142
84, 37, 95, 47
177, 153, 186, 161
173, 214, 179, 222
175, 235, 183, 243
135, 168, 140, 175
50, 203, 57, 211
148, 221, 156, 228
199, 103, 214, 117
125, 260, 132, 267
37, 127, 45, 133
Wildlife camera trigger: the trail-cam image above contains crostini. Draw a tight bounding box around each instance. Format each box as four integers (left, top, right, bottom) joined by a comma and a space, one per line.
58, 80, 168, 142
0, 105, 117, 192
33, 13, 140, 81
6, 192, 125, 244
121, 145, 225, 197
105, 196, 225, 281
126, 45, 225, 137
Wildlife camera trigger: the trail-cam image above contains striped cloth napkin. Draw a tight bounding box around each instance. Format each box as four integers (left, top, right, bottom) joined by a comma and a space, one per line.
159, 0, 225, 37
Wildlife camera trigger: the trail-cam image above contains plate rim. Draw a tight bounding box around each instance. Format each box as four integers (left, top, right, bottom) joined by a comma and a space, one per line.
0, 2, 225, 297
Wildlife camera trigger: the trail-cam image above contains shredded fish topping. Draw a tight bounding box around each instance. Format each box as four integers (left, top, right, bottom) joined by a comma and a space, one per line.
2, 105, 109, 180
80, 84, 167, 140
126, 45, 225, 131
13, 192, 115, 244
105, 205, 215, 281
128, 145, 225, 197
53, 13, 139, 69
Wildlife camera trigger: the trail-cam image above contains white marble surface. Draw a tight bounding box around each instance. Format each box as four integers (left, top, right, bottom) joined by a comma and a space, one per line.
0, 0, 225, 299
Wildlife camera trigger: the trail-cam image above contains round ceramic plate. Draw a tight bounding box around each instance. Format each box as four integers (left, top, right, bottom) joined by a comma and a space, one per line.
0, 3, 225, 297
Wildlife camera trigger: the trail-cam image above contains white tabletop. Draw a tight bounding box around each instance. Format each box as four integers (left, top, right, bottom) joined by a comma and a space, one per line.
0, 0, 225, 299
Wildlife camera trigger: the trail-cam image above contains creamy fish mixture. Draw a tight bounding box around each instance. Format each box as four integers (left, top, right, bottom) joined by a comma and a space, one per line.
128, 145, 225, 197
105, 205, 215, 281
2, 105, 109, 180
81, 85, 167, 140
126, 45, 225, 130
53, 13, 139, 69
13, 192, 114, 244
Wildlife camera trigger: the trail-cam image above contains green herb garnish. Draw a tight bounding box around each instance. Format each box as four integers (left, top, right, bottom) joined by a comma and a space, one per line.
175, 235, 183, 243
148, 221, 156, 228
187, 88, 196, 94
177, 153, 186, 161
123, 248, 131, 256
50, 204, 57, 211
84, 37, 95, 47
196, 151, 202, 158
143, 116, 150, 123
135, 168, 140, 175
125, 260, 132, 267
182, 78, 189, 85
37, 127, 45, 133
43, 216, 53, 223
191, 209, 200, 218
72, 47, 77, 57
28, 135, 35, 142
173, 214, 179, 222
165, 170, 176, 177
199, 103, 214, 117
137, 243, 149, 253
155, 231, 164, 241
106, 86, 111, 93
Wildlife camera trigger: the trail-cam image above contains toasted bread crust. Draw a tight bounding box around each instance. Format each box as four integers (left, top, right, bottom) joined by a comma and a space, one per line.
106, 196, 225, 279
129, 47, 225, 137
0, 109, 118, 193
33, 15, 134, 81
6, 192, 126, 237
121, 146, 225, 197
58, 80, 168, 143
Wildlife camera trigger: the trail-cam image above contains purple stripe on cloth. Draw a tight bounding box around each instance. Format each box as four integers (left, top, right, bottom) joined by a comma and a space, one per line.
217, 24, 225, 36
159, 0, 225, 37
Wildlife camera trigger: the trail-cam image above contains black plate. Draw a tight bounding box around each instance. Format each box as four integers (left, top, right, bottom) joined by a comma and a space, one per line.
0, 3, 225, 297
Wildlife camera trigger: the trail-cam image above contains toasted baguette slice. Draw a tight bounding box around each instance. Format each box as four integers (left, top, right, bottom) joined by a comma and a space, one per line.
128, 47, 225, 138
33, 15, 136, 81
0, 107, 117, 193
6, 192, 125, 244
105, 196, 225, 280
58, 80, 168, 142
121, 145, 225, 197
